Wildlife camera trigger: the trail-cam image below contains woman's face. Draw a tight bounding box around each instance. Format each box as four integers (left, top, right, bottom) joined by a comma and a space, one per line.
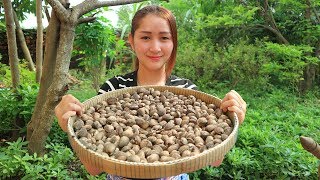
129, 14, 174, 72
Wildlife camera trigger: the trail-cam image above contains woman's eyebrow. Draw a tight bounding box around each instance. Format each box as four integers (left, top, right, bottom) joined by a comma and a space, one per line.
159, 31, 171, 35
138, 31, 171, 34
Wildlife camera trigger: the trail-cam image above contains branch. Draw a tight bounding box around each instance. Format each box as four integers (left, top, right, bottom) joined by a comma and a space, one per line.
315, 40, 320, 58
312, 7, 320, 24
256, 24, 289, 44
73, 0, 148, 18
77, 11, 100, 24
46, 0, 69, 22
44, 5, 51, 22
77, 17, 97, 24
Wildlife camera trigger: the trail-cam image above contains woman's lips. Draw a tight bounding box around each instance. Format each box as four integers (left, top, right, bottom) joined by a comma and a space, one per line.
148, 56, 161, 61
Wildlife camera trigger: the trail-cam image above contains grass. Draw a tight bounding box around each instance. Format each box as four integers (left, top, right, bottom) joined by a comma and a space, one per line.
68, 70, 98, 102
190, 86, 320, 179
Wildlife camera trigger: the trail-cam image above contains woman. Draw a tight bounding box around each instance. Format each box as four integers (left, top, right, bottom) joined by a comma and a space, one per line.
55, 5, 246, 179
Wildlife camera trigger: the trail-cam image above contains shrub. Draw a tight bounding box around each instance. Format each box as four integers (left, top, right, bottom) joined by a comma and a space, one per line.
175, 38, 271, 91
188, 87, 319, 179
0, 62, 39, 135
0, 138, 106, 179
0, 84, 39, 135
0, 62, 37, 87
175, 37, 319, 92
261, 42, 319, 90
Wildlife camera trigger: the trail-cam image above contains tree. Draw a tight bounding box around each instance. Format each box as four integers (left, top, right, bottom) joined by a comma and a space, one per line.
165, 0, 320, 91
299, 0, 320, 93
36, 0, 43, 82
13, 10, 36, 71
3, 0, 20, 89
1, 0, 36, 71
74, 16, 117, 92
27, 0, 147, 156
117, 2, 147, 39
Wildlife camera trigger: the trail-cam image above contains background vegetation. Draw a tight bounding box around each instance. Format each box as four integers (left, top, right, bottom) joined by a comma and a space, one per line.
0, 0, 319, 179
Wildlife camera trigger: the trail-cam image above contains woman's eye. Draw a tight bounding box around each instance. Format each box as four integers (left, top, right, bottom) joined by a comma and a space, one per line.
141, 36, 150, 40
161, 37, 170, 40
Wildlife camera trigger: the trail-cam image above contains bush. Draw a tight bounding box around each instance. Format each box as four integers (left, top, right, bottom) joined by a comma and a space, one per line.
188, 87, 319, 179
175, 37, 319, 92
0, 63, 39, 135
0, 84, 39, 135
0, 138, 106, 179
261, 42, 319, 90
0, 62, 37, 87
175, 38, 271, 91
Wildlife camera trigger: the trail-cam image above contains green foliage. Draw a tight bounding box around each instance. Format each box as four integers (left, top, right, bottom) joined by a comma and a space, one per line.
188, 87, 320, 179
0, 0, 36, 22
0, 138, 106, 179
162, 0, 199, 34
261, 42, 319, 89
74, 15, 129, 92
195, 5, 259, 28
175, 33, 319, 91
167, 0, 320, 91
0, 22, 5, 30
68, 69, 97, 102
0, 62, 37, 87
74, 16, 116, 92
0, 84, 39, 135
105, 63, 133, 80
175, 38, 272, 91
116, 2, 146, 38
0, 63, 38, 135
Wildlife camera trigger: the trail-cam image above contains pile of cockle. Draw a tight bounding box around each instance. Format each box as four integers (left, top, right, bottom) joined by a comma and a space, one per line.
73, 87, 233, 163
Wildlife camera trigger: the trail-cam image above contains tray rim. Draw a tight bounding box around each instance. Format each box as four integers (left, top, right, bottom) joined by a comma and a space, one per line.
67, 85, 239, 178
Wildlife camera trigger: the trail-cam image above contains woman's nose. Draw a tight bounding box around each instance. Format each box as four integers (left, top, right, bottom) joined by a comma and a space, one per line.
149, 40, 161, 53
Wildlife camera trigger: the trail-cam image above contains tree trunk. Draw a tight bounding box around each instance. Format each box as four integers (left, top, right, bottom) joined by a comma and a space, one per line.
27, 0, 148, 156
36, 0, 44, 82
299, 65, 316, 94
27, 10, 60, 143
27, 22, 76, 155
305, 0, 320, 23
13, 10, 36, 71
44, 1, 51, 23
3, 0, 20, 89
298, 0, 319, 93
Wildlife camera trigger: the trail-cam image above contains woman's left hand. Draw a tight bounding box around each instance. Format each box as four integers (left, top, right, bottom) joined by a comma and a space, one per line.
210, 90, 246, 167
220, 90, 246, 124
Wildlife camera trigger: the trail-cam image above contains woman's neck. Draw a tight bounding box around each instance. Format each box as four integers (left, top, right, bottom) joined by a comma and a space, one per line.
137, 68, 167, 86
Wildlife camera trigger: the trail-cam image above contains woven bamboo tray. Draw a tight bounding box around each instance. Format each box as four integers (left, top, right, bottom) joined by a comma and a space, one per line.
67, 86, 239, 179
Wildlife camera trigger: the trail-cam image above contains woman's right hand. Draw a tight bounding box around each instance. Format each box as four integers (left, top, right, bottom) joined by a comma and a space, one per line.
55, 95, 103, 175
54, 94, 84, 132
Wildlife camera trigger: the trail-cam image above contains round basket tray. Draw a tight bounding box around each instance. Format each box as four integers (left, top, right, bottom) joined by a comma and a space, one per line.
67, 86, 239, 179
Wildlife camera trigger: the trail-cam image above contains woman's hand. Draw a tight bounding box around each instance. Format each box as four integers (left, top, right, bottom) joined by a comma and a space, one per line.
220, 90, 246, 124
55, 95, 102, 175
210, 90, 246, 167
211, 157, 224, 167
54, 94, 84, 132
